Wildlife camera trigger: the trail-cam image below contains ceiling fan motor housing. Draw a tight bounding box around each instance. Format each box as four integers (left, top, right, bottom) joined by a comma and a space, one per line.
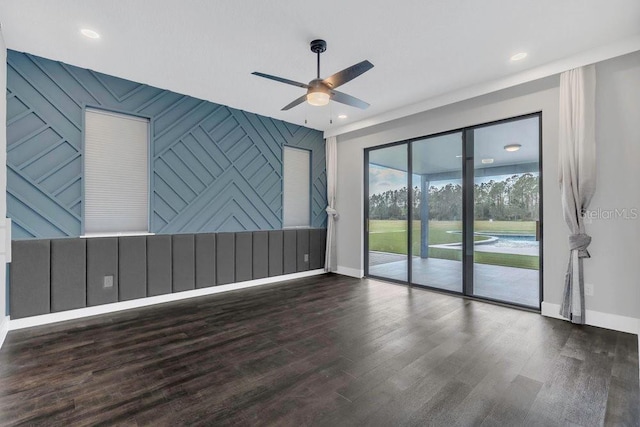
308, 79, 330, 94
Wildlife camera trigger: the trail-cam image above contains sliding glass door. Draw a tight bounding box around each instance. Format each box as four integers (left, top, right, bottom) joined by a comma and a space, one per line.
472, 117, 540, 307
364, 114, 541, 309
411, 132, 463, 292
366, 144, 409, 282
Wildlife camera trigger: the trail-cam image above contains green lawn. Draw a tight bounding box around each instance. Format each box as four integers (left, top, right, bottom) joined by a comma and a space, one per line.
369, 220, 539, 270
474, 220, 536, 234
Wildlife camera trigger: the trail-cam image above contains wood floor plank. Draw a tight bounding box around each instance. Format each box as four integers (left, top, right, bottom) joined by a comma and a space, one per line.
0, 274, 637, 426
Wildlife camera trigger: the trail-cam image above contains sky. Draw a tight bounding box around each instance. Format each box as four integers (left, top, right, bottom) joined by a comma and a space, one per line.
368, 164, 406, 194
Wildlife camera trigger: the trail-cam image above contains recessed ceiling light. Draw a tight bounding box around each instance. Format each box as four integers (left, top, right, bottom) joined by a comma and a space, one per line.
455, 155, 462, 158
338, 114, 348, 119
80, 28, 100, 39
504, 144, 522, 152
481, 158, 494, 164
510, 52, 527, 61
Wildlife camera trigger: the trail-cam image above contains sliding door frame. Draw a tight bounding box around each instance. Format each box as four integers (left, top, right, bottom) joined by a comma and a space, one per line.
462, 128, 475, 297
363, 141, 412, 287
363, 112, 543, 311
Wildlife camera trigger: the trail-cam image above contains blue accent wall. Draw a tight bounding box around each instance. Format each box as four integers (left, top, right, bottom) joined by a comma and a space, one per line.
6, 50, 327, 239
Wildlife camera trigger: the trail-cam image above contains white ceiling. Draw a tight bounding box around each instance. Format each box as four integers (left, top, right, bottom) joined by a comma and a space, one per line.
1, 1, 639, 133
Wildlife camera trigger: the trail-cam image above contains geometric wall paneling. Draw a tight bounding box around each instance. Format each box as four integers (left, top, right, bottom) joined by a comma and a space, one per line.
283, 230, 297, 275
118, 236, 147, 301
6, 50, 327, 241
50, 238, 87, 312
86, 237, 118, 307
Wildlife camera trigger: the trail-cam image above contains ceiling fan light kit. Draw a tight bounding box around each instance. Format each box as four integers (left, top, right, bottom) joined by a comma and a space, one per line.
307, 90, 330, 106
252, 39, 373, 111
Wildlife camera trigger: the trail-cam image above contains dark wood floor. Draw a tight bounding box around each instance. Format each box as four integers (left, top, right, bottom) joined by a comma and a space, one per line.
0, 274, 638, 426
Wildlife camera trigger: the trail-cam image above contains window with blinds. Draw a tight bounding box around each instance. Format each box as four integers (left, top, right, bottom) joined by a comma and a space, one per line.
282, 146, 311, 228
84, 109, 149, 234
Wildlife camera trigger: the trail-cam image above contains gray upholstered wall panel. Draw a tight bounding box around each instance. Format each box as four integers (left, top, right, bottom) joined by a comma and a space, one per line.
235, 232, 253, 283
9, 228, 327, 319
296, 229, 310, 272
252, 231, 268, 280
195, 233, 216, 288
309, 229, 326, 270
10, 240, 51, 318
51, 239, 86, 312
147, 235, 172, 296
268, 230, 283, 277
172, 234, 195, 292
216, 233, 235, 285
87, 238, 118, 306
119, 236, 147, 301
283, 230, 297, 275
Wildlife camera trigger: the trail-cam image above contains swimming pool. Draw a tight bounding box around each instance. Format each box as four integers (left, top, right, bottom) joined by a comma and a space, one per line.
447, 231, 538, 248
477, 233, 538, 249
475, 232, 536, 242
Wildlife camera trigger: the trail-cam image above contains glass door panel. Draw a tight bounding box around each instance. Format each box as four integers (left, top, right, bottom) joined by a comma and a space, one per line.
367, 144, 409, 282
410, 133, 463, 292
472, 116, 540, 308
363, 113, 542, 310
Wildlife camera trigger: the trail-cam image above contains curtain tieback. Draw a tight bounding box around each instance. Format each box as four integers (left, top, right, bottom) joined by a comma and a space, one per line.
569, 233, 591, 258
326, 207, 339, 219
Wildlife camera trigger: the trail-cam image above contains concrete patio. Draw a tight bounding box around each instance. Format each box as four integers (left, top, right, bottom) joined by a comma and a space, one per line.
368, 252, 539, 307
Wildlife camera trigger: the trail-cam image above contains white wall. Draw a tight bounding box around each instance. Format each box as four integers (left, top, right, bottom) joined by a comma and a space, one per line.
0, 24, 8, 346
587, 51, 640, 320
335, 51, 640, 326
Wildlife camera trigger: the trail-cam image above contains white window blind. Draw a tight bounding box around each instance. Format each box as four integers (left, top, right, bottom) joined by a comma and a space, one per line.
283, 146, 310, 228
84, 109, 149, 234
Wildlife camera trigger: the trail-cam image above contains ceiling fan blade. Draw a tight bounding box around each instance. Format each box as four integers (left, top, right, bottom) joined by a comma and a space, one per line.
322, 60, 374, 89
282, 94, 308, 111
330, 90, 370, 110
251, 72, 310, 89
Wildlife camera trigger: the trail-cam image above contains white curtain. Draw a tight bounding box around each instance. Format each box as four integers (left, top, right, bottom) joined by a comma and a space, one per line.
325, 136, 338, 272
558, 65, 597, 324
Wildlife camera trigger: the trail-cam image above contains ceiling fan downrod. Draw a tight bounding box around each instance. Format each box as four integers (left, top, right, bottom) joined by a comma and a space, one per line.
310, 39, 327, 79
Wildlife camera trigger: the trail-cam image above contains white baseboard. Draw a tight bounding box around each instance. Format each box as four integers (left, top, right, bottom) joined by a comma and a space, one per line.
9, 269, 326, 331
336, 266, 364, 278
541, 302, 639, 335
0, 316, 9, 349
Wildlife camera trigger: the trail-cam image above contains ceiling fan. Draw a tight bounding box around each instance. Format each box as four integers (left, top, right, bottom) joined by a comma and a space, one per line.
252, 39, 374, 111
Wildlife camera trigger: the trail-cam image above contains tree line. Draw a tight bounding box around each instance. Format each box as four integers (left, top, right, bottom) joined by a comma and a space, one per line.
369, 173, 539, 221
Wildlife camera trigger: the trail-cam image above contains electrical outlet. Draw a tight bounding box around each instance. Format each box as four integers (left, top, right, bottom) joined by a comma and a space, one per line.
304, 254, 309, 262
103, 275, 114, 288
585, 283, 594, 297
